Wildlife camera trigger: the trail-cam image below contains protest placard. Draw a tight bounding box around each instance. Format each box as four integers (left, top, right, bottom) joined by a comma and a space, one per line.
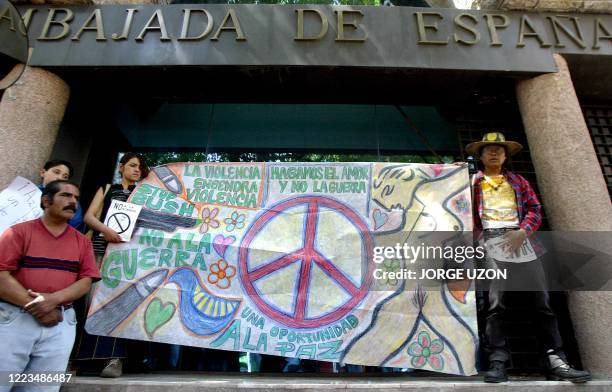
0, 176, 42, 236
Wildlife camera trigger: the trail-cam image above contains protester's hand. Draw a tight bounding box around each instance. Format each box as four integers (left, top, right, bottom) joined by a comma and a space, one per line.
24, 290, 60, 318
102, 228, 122, 243
502, 229, 527, 256
35, 308, 63, 327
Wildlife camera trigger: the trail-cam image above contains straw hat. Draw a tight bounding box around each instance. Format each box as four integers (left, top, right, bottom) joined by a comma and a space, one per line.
465, 132, 523, 156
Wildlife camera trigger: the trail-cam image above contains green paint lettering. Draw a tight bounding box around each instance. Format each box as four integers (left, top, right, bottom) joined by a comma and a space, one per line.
175, 250, 190, 267
184, 164, 200, 177
256, 333, 268, 351
210, 319, 240, 349
162, 200, 178, 214
139, 247, 157, 269
184, 233, 198, 252
242, 327, 258, 350
179, 203, 194, 217
295, 344, 316, 359
275, 342, 295, 356
102, 251, 122, 288
123, 249, 137, 280
318, 340, 342, 360
198, 233, 211, 253
168, 233, 183, 250
347, 315, 358, 328
192, 253, 207, 271
158, 248, 173, 267
139, 229, 163, 247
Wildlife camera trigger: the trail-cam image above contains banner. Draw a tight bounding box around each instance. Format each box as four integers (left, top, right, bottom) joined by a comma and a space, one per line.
86, 162, 478, 375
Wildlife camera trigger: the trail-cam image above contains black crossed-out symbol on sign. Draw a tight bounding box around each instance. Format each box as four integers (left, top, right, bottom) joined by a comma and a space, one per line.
108, 212, 131, 234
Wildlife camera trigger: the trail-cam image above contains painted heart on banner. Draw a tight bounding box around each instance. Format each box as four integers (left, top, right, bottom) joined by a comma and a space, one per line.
373, 208, 389, 230
144, 297, 176, 338
213, 234, 236, 258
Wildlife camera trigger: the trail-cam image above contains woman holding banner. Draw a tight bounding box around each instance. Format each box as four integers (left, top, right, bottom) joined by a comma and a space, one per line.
72, 153, 149, 378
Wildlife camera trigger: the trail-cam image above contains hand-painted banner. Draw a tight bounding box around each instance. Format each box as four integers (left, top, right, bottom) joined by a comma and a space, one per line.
86, 162, 478, 375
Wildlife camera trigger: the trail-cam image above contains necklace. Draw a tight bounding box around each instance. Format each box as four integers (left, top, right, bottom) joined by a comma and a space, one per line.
483, 175, 504, 191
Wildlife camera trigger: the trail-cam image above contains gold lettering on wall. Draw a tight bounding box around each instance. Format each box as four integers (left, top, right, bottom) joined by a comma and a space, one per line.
454, 13, 480, 45
294, 9, 328, 41
0, 5, 16, 32
21, 9, 37, 31
112, 8, 137, 41
484, 14, 509, 47
517, 15, 551, 48
593, 18, 612, 50
211, 9, 246, 41
415, 12, 448, 45
136, 9, 170, 41
178, 9, 213, 40
335, 9, 366, 42
547, 16, 586, 49
38, 8, 73, 41
72, 9, 106, 41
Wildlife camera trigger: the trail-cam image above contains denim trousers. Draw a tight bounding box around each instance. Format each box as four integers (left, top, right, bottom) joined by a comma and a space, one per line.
0, 302, 76, 392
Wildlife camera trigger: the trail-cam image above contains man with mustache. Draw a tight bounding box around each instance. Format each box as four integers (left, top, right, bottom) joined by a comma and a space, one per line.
0, 180, 100, 392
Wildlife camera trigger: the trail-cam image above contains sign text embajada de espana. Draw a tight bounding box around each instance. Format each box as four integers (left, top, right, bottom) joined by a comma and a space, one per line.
8, 5, 612, 72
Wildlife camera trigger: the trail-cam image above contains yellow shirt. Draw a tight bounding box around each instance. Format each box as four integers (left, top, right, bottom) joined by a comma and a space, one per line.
481, 175, 519, 229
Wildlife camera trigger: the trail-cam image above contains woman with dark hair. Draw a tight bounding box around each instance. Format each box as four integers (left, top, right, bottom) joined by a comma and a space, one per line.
72, 153, 149, 377
86, 153, 149, 249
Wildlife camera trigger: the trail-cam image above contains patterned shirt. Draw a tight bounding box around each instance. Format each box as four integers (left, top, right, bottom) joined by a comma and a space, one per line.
472, 170, 542, 235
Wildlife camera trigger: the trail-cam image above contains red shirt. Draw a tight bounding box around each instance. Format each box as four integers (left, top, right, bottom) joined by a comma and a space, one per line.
0, 219, 100, 295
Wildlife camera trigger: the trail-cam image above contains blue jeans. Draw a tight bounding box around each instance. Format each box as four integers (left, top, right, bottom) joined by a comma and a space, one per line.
0, 302, 76, 392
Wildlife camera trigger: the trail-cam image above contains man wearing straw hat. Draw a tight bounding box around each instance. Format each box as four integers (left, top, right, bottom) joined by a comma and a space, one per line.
466, 132, 591, 383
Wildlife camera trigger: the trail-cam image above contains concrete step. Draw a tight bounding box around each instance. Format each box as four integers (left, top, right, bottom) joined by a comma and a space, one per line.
59, 374, 612, 391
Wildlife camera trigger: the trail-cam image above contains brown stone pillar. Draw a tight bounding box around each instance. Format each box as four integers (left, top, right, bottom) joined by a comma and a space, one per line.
516, 54, 612, 377
0, 66, 70, 188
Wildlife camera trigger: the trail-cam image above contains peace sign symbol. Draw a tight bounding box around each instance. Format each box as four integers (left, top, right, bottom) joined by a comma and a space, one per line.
239, 196, 374, 329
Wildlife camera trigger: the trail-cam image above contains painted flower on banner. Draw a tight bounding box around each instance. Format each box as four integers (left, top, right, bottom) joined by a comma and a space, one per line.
407, 331, 445, 371
200, 207, 220, 234
208, 259, 236, 289
451, 194, 470, 216
382, 259, 401, 286
225, 211, 246, 232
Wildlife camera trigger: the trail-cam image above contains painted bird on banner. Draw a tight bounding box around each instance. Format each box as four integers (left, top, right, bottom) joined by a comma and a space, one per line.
167, 267, 241, 336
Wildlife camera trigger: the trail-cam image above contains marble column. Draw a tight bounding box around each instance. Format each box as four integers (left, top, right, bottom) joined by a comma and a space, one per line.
0, 66, 70, 188
516, 53, 612, 377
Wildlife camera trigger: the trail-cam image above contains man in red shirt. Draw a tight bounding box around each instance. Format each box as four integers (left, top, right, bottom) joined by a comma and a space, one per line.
0, 180, 100, 391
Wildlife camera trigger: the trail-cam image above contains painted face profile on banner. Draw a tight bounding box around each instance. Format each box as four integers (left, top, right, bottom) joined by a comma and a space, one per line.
0, 0, 28, 90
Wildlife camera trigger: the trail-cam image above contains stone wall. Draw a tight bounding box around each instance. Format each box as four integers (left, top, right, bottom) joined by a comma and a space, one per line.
474, 0, 612, 13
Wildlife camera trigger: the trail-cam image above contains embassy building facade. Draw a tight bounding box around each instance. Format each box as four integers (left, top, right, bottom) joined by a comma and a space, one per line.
1, 0, 612, 380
